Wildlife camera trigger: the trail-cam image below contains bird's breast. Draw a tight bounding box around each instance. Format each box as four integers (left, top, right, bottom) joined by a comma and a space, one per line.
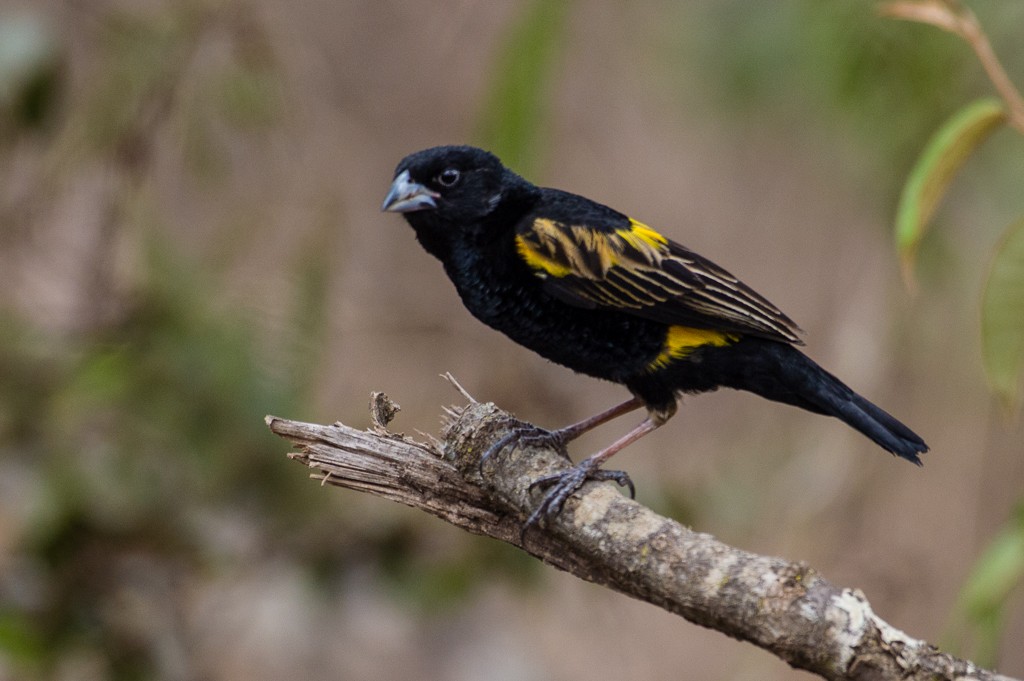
443, 241, 667, 382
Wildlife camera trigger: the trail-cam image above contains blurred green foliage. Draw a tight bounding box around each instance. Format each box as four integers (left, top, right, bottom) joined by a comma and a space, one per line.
0, 5, 539, 678
0, 4, 322, 679
878, 1, 1024, 412
946, 503, 1024, 666
686, 2, 967, 159
880, 1, 1024, 663
894, 97, 1006, 279
982, 218, 1024, 408
475, 0, 569, 179
0, 238, 320, 679
0, 14, 61, 134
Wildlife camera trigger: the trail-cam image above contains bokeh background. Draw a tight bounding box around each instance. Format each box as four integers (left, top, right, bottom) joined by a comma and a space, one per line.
1, 1, 1023, 679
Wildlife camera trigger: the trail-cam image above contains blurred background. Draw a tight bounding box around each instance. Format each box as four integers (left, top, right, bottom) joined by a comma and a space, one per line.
1, 1, 1022, 679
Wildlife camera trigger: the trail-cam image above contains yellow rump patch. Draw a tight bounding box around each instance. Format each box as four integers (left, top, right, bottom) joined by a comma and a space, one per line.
646, 325, 736, 371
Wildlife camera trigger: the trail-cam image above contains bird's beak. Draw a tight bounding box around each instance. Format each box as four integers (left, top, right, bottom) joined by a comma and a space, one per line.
381, 170, 440, 213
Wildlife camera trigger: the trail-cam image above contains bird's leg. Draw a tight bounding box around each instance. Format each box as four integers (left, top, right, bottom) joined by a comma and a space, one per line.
478, 396, 643, 473
540, 396, 645, 447
523, 414, 664, 533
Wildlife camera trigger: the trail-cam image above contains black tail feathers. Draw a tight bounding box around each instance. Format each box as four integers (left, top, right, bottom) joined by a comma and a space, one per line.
832, 392, 927, 465
736, 341, 929, 464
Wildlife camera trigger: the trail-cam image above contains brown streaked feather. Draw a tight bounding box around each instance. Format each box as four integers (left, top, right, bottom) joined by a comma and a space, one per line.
515, 217, 804, 344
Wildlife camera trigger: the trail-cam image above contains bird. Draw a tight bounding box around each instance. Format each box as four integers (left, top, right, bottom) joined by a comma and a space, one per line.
381, 145, 927, 528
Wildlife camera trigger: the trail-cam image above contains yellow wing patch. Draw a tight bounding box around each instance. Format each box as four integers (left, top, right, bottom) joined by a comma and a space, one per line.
617, 219, 667, 253
516, 225, 573, 278
516, 215, 801, 344
517, 217, 669, 279
646, 325, 737, 371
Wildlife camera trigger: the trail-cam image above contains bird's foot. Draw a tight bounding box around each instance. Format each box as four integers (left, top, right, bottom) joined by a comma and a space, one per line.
522, 458, 635, 535
478, 425, 573, 475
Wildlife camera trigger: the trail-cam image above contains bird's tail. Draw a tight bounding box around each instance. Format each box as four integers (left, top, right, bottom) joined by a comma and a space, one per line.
818, 386, 927, 465
732, 341, 928, 464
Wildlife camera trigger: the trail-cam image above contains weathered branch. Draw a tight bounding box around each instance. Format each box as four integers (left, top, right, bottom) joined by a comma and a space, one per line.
266, 388, 1017, 681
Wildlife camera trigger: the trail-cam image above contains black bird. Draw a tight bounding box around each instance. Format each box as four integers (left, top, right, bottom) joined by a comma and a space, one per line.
382, 145, 927, 526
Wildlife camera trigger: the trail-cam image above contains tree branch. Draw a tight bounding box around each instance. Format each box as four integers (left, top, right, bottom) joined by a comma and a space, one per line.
266, 390, 1018, 681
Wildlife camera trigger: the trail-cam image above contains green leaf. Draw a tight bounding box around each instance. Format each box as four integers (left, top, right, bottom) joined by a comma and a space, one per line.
960, 517, 1024, 620
895, 97, 1006, 281
474, 0, 569, 177
947, 506, 1024, 665
981, 218, 1024, 408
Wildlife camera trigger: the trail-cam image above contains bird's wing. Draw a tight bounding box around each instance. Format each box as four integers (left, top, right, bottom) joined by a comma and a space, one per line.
515, 216, 803, 344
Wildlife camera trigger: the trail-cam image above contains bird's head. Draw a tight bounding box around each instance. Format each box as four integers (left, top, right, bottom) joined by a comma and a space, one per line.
382, 146, 533, 228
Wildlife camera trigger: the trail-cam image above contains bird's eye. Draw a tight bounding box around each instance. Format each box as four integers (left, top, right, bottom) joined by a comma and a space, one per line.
437, 168, 461, 187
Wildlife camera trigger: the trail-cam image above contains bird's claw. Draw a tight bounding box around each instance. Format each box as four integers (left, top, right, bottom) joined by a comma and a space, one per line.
521, 460, 635, 537
478, 425, 570, 475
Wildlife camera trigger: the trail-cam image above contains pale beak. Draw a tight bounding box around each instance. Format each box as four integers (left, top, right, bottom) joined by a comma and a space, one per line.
381, 170, 440, 213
